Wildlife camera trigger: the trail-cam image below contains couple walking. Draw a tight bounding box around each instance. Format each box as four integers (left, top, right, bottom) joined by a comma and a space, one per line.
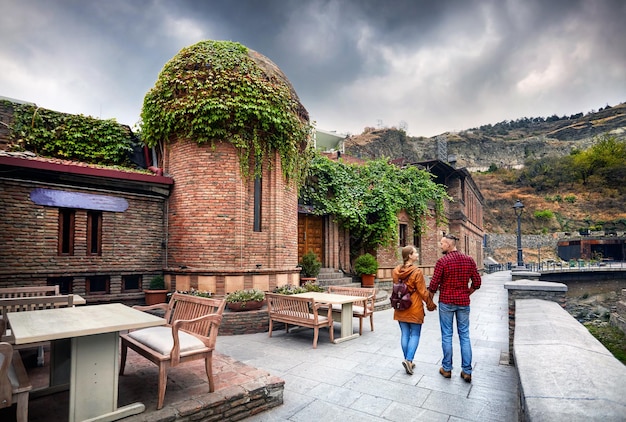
391, 233, 481, 382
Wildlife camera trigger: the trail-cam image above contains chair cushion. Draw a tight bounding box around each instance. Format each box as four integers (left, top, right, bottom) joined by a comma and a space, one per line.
127, 327, 206, 356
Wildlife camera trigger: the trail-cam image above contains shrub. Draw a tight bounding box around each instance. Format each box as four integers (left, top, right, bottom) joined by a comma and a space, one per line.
353, 253, 379, 276
564, 194, 577, 203
534, 210, 554, 221
148, 275, 165, 290
299, 251, 322, 278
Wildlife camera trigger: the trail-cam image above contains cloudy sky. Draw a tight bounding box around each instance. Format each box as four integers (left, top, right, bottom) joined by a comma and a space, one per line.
1, 0, 625, 137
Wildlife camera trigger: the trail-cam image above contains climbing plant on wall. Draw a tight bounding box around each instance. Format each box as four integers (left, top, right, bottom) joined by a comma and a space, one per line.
140, 40, 313, 182
299, 154, 451, 252
6, 100, 135, 166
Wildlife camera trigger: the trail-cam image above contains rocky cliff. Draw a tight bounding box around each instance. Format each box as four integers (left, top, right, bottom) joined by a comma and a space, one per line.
345, 102, 626, 170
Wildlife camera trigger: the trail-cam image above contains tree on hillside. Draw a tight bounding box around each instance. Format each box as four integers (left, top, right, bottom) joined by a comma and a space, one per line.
572, 134, 626, 186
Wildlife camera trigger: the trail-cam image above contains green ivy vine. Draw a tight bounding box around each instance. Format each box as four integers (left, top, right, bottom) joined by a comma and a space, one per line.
5, 100, 135, 166
300, 154, 450, 251
140, 40, 313, 182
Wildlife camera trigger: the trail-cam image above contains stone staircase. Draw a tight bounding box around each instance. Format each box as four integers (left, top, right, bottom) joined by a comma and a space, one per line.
316, 268, 391, 311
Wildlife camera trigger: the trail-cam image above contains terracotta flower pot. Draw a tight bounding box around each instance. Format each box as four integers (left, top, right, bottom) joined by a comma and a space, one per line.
226, 300, 266, 312
360, 274, 376, 287
144, 289, 168, 305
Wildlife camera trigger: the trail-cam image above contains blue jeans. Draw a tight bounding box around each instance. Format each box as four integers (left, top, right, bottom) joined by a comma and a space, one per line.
398, 321, 422, 361
438, 302, 472, 373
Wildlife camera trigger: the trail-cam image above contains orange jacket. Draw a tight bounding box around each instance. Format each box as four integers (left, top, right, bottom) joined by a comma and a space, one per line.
392, 264, 436, 324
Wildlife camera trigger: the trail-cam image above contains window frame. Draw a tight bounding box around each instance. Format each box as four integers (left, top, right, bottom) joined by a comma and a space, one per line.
58, 208, 75, 256
87, 211, 103, 256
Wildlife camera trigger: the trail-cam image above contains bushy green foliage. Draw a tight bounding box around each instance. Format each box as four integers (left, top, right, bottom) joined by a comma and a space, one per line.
353, 253, 379, 275
520, 134, 626, 191
148, 275, 165, 290
7, 101, 135, 166
534, 209, 554, 221
584, 323, 626, 364
140, 40, 312, 182
299, 251, 322, 278
300, 154, 450, 251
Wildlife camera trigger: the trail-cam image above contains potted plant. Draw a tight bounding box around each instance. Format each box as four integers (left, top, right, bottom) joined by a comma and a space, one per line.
273, 282, 325, 295
353, 253, 379, 287
225, 288, 266, 311
144, 275, 169, 305
298, 251, 322, 284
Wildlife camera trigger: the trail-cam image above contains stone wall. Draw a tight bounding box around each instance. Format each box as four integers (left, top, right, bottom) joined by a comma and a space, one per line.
504, 279, 567, 364
484, 234, 559, 262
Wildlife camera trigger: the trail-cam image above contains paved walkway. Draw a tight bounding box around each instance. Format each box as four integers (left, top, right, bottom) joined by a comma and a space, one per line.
16, 271, 518, 421
217, 270, 519, 421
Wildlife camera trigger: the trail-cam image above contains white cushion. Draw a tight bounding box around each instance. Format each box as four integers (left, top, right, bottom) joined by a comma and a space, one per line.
128, 327, 206, 356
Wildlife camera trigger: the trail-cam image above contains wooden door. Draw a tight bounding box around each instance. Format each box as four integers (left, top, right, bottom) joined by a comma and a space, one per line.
298, 215, 324, 263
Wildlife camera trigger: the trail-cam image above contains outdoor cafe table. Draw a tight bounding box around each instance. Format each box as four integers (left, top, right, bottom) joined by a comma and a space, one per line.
292, 291, 365, 343
7, 303, 165, 422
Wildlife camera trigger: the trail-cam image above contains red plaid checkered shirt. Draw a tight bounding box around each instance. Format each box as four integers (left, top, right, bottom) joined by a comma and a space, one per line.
428, 251, 481, 306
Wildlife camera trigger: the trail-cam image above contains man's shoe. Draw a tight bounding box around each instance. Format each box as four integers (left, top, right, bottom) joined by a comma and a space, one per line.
402, 360, 414, 375
439, 367, 451, 378
460, 371, 472, 383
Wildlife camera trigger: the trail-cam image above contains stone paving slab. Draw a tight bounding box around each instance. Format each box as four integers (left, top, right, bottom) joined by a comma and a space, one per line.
8, 271, 518, 422
219, 271, 520, 421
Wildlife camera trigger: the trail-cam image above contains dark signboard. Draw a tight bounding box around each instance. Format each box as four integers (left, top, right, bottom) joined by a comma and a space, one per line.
30, 188, 129, 212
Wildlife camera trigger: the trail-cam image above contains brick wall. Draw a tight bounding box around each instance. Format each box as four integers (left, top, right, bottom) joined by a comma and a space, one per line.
0, 179, 166, 301
163, 139, 300, 293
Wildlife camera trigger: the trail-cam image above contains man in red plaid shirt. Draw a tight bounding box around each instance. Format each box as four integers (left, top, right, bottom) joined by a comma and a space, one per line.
428, 233, 481, 383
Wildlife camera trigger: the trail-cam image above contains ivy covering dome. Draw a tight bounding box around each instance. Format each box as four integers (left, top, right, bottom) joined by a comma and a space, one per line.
141, 40, 311, 180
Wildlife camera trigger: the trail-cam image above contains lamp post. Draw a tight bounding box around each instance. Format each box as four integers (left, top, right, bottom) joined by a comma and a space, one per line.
513, 200, 525, 268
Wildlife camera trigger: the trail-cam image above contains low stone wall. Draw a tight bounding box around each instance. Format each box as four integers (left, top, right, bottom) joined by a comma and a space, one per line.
219, 306, 291, 336
504, 279, 567, 364
514, 299, 626, 421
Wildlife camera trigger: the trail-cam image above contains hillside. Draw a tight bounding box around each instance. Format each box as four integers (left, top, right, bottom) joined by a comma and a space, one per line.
345, 102, 626, 170
344, 102, 626, 237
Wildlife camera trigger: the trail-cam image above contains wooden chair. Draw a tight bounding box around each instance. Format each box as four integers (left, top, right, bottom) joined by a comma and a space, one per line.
119, 293, 226, 410
0, 342, 32, 422
0, 294, 74, 366
327, 286, 376, 335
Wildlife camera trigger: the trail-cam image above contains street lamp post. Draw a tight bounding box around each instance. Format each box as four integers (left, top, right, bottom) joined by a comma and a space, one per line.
513, 200, 525, 268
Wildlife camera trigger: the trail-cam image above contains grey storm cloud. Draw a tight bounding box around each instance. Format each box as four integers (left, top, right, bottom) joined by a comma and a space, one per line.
1, 0, 625, 137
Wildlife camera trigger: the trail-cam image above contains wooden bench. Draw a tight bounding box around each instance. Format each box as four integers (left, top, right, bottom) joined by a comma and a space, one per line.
120, 293, 226, 410
0, 342, 32, 422
327, 286, 375, 335
266, 293, 334, 348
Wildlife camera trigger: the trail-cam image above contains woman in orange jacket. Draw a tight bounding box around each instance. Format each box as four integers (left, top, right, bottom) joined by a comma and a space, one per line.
392, 245, 437, 375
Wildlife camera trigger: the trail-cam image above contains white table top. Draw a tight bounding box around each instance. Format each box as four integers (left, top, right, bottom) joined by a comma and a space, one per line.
7, 303, 165, 345
292, 291, 365, 304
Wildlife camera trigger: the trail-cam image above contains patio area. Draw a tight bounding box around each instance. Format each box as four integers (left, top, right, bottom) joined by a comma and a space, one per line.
1, 345, 284, 422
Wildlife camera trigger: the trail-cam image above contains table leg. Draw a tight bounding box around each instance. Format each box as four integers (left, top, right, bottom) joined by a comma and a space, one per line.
69, 333, 145, 422
332, 303, 360, 344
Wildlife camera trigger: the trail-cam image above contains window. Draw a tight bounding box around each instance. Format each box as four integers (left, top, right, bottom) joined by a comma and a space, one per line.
47, 277, 73, 294
87, 211, 102, 255
122, 275, 142, 292
58, 208, 75, 255
86, 275, 110, 295
399, 224, 408, 247
413, 234, 421, 249
253, 158, 262, 232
